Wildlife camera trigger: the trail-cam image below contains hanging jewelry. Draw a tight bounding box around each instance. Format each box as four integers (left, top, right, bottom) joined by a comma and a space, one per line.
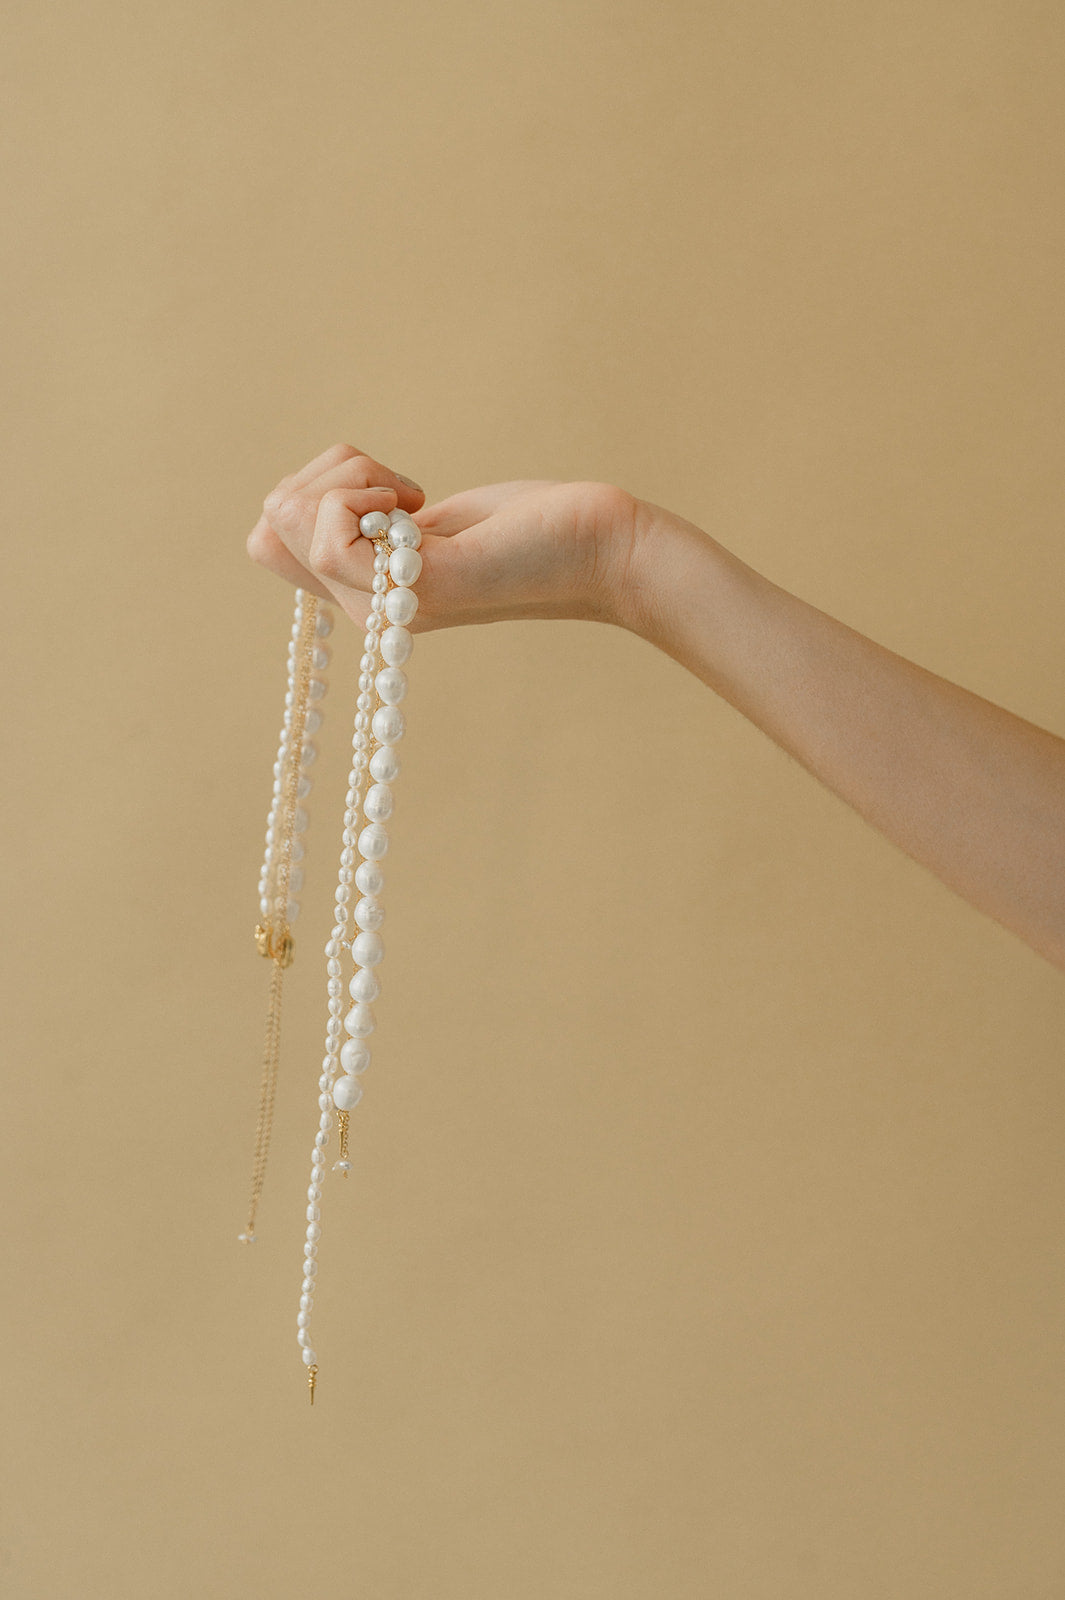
241, 589, 334, 1243
297, 507, 423, 1404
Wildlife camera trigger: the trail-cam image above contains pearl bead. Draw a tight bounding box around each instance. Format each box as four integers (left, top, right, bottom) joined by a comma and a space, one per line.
307, 1222, 322, 1242
294, 807, 309, 833
368, 744, 400, 783
351, 929, 384, 967
354, 858, 384, 896
286, 899, 300, 922
360, 511, 390, 537
358, 672, 374, 693
357, 691, 373, 712
388, 507, 414, 526
305, 707, 323, 735
364, 783, 393, 823
301, 1348, 317, 1367
296, 775, 311, 800
384, 585, 418, 625
348, 966, 380, 1003
312, 646, 330, 672
297, 1311, 310, 1328
301, 741, 317, 767
333, 1159, 353, 1175
298, 1327, 312, 1346
300, 1294, 313, 1312
366, 613, 383, 632
371, 594, 387, 612
362, 632, 377, 653
288, 866, 304, 893
372, 573, 389, 594
372, 705, 405, 744
389, 547, 422, 586
333, 1075, 364, 1111
373, 551, 390, 575
354, 895, 385, 931
380, 625, 413, 667
343, 1003, 375, 1038
375, 667, 407, 705
387, 519, 421, 551
315, 609, 334, 638
304, 1241, 318, 1259
341, 1037, 372, 1071
308, 677, 327, 701
291, 838, 305, 862
327, 957, 341, 976
307, 1205, 320, 1222
358, 823, 389, 860
307, 1186, 321, 1204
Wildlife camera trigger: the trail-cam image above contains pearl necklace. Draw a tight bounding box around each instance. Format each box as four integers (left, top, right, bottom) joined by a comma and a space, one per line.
244, 506, 423, 1405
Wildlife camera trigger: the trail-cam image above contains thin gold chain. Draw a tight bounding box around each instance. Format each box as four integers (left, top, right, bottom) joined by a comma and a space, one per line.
244, 594, 320, 1239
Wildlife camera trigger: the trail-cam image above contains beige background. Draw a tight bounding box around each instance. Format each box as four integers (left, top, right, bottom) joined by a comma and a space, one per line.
4, 2, 1065, 1595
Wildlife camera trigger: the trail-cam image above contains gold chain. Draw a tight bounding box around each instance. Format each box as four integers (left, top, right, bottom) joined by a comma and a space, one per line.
243, 594, 320, 1240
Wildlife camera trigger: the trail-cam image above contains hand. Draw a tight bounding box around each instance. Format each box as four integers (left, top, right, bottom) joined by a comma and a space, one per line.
246, 443, 646, 633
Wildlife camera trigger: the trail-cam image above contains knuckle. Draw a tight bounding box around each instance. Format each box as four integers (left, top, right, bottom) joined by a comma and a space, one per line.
318, 486, 352, 515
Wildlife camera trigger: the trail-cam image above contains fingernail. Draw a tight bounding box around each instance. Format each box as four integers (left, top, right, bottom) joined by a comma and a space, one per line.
395, 472, 424, 493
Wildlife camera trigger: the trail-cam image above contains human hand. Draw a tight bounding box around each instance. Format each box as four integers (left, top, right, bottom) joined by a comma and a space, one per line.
246, 443, 647, 633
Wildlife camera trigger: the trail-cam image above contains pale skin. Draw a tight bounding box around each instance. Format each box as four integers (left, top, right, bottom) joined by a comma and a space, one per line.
247, 443, 1065, 976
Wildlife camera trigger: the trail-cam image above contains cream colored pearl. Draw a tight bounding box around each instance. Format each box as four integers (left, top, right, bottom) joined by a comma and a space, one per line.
380, 626, 413, 667
364, 783, 393, 823
333, 1075, 364, 1111
389, 547, 422, 586
384, 587, 418, 625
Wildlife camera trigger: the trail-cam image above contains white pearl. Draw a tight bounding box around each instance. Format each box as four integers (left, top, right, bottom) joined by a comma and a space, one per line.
308, 677, 327, 701
324, 939, 340, 958
307, 1205, 320, 1222
297, 1311, 310, 1328
287, 866, 304, 894
354, 711, 370, 731
368, 745, 400, 783
300, 741, 317, 767
357, 692, 373, 713
360, 510, 391, 537
380, 625, 413, 667
362, 632, 377, 653
358, 672, 374, 693
307, 1222, 322, 1241
351, 929, 384, 967
296, 775, 311, 800
354, 859, 384, 896
375, 667, 407, 705
372, 573, 389, 594
314, 1130, 329, 1149
388, 507, 414, 526
298, 1327, 312, 1346
354, 895, 385, 931
343, 1003, 375, 1038
358, 823, 389, 860
366, 613, 383, 632
372, 705, 405, 744
335, 884, 351, 904
259, 895, 270, 916
327, 956, 342, 976
301, 1348, 317, 1367
304, 1257, 319, 1275
333, 1075, 364, 1111
348, 966, 380, 1002
387, 519, 421, 550
389, 547, 422, 586
300, 1294, 313, 1312
303, 1241, 318, 1259
364, 783, 393, 823
294, 807, 309, 833
341, 1037, 372, 1072
303, 707, 322, 736
315, 609, 334, 638
384, 586, 419, 625
286, 899, 300, 923
311, 645, 330, 672
291, 837, 305, 862
307, 1186, 321, 1204
373, 551, 390, 575
371, 594, 387, 613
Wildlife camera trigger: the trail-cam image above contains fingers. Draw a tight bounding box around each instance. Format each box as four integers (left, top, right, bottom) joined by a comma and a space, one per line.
307, 487, 400, 589
245, 515, 334, 600
265, 443, 425, 522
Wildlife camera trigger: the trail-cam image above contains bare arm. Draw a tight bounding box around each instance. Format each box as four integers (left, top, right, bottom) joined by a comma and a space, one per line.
623, 507, 1065, 974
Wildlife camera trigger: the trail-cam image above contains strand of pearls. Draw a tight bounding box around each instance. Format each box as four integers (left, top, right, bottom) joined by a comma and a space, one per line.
298, 507, 422, 1402
256, 594, 335, 933
242, 592, 334, 1245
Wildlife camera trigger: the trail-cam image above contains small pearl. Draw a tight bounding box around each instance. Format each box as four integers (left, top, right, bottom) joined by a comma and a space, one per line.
308, 677, 327, 701
301, 741, 317, 767
354, 895, 385, 931
358, 823, 389, 861
288, 866, 304, 893
301, 1348, 317, 1367
286, 899, 300, 923
294, 807, 309, 833
373, 550, 390, 575
371, 594, 387, 612
296, 775, 311, 800
315, 608, 334, 638
354, 859, 384, 896
372, 573, 389, 594
303, 707, 322, 736
319, 1087, 334, 1106
291, 838, 305, 862
307, 1187, 321, 1205
297, 1311, 310, 1328
324, 939, 341, 958
358, 672, 374, 693
354, 711, 370, 731
298, 1328, 312, 1347
375, 667, 407, 706
327, 957, 341, 977
303, 1242, 317, 1259
314, 1130, 329, 1149
333, 1075, 364, 1111
360, 511, 391, 537
366, 613, 383, 632
300, 1294, 313, 1312
307, 1205, 320, 1222
319, 1111, 333, 1132
341, 1038, 372, 1072
307, 1222, 322, 1242
371, 705, 405, 744
343, 1003, 375, 1038
388, 507, 414, 526
359, 653, 375, 673
335, 884, 351, 904
259, 895, 270, 916
380, 625, 413, 666
333, 1159, 353, 1175
348, 967, 380, 1004
304, 1258, 319, 1277
357, 692, 373, 713
389, 547, 422, 586
362, 632, 377, 653
351, 929, 384, 967
312, 645, 330, 672
364, 783, 393, 823
384, 586, 419, 625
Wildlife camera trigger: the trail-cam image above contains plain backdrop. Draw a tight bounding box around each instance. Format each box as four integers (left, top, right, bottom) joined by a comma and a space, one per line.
3, 3, 1065, 1596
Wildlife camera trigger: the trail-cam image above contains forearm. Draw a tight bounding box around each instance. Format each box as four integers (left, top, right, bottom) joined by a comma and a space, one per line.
625, 511, 1065, 973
